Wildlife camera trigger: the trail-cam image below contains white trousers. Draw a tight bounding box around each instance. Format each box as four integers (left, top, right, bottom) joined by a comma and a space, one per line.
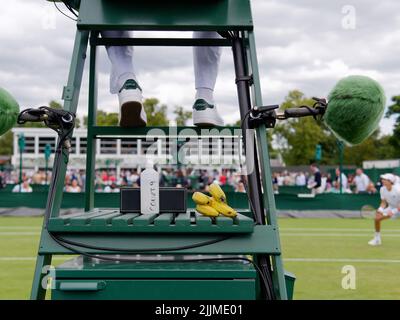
101, 31, 222, 94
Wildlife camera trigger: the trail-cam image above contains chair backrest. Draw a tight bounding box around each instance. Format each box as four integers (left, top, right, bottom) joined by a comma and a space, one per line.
77, 0, 253, 31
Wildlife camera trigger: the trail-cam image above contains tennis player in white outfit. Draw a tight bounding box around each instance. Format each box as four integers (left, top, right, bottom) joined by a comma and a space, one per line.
368, 173, 400, 246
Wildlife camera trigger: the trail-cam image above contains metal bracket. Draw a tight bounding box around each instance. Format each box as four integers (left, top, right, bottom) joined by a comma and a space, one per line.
235, 75, 253, 86
248, 105, 279, 129
62, 86, 74, 101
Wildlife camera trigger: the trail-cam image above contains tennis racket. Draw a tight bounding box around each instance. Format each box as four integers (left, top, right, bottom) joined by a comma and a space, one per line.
360, 205, 376, 219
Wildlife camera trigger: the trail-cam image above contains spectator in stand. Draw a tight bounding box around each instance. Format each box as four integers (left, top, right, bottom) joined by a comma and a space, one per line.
353, 168, 371, 194
0, 172, 4, 189
101, 170, 109, 184
66, 179, 82, 193
295, 172, 306, 186
272, 172, 279, 194
199, 170, 210, 190
218, 169, 226, 185
308, 163, 322, 194
130, 169, 139, 186
12, 179, 33, 193
174, 169, 188, 188
335, 168, 349, 192
277, 173, 285, 186
104, 182, 120, 193
187, 168, 200, 190
235, 180, 246, 193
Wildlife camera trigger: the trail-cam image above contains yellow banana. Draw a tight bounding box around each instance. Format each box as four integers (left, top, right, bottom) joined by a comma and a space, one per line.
196, 204, 219, 217
192, 192, 212, 205
209, 183, 226, 203
210, 199, 237, 218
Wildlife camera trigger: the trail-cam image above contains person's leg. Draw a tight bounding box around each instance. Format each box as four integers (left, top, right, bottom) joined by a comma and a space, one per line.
101, 31, 146, 127
193, 31, 221, 102
369, 210, 391, 245
192, 31, 223, 126
101, 31, 137, 93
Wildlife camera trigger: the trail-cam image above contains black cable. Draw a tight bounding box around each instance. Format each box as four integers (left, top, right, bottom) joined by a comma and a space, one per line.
239, 110, 276, 300
64, 2, 79, 17
239, 109, 259, 222
50, 232, 231, 253
48, 232, 270, 293
52, 1, 77, 21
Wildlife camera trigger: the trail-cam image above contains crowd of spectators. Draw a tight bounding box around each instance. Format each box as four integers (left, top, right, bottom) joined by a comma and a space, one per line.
272, 165, 379, 194
0, 168, 247, 193
0, 165, 392, 195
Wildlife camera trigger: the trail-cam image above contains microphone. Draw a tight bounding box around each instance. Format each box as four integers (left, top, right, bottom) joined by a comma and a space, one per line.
0, 87, 20, 136
324, 75, 386, 145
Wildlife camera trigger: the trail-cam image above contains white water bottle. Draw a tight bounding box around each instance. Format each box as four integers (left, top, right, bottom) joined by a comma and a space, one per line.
140, 161, 159, 215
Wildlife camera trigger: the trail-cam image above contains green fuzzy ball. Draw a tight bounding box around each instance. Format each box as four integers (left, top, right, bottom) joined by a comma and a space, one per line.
325, 75, 385, 145
0, 87, 19, 136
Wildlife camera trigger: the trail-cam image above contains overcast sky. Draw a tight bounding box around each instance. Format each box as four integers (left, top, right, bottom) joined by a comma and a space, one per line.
1, 0, 399, 133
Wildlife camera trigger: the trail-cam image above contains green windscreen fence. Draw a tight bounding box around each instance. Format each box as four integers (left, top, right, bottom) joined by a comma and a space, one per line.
0, 191, 380, 211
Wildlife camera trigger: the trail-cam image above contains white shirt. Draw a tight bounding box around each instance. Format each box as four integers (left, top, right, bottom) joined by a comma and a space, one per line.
380, 184, 400, 209
295, 174, 306, 186
354, 173, 370, 192
12, 184, 32, 193
337, 173, 348, 190
67, 186, 81, 193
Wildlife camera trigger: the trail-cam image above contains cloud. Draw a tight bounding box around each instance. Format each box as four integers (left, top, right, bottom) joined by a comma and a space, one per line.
0, 0, 399, 135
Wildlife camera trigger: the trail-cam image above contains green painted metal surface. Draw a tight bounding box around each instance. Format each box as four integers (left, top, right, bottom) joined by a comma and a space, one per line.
77, 0, 253, 31
55, 256, 257, 279
52, 279, 256, 300
52, 256, 257, 300
47, 209, 254, 233
38, 225, 281, 255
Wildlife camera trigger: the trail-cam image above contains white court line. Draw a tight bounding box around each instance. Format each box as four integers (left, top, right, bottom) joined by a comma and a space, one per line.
285, 258, 400, 263
280, 233, 400, 237
281, 228, 400, 232
1, 232, 399, 237
0, 227, 41, 230
0, 257, 69, 261
0, 232, 41, 236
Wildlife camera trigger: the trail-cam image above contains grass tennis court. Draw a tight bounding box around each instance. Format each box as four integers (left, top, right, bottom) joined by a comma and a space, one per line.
0, 216, 399, 300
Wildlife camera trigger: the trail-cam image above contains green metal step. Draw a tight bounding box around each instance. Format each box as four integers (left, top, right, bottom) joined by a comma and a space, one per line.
47, 209, 254, 234
77, 0, 253, 31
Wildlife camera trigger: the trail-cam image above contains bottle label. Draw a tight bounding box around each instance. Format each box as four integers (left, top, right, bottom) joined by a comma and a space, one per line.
148, 181, 158, 212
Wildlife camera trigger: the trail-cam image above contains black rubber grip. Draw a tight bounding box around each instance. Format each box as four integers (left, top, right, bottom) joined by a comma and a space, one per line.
284, 107, 318, 118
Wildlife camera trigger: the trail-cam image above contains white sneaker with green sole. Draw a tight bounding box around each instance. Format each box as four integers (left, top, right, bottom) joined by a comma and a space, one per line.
192, 99, 223, 127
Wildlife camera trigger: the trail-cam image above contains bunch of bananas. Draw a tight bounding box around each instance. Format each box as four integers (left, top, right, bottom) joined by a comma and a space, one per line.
193, 183, 237, 218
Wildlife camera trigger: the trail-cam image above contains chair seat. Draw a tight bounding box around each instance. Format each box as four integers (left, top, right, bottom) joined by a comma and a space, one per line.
77, 0, 253, 31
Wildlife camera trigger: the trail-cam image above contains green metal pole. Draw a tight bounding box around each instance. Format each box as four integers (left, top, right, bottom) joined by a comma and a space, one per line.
246, 30, 287, 300
84, 31, 98, 212
18, 134, 25, 193
19, 148, 22, 193
44, 143, 51, 185
30, 30, 89, 300
45, 158, 48, 185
